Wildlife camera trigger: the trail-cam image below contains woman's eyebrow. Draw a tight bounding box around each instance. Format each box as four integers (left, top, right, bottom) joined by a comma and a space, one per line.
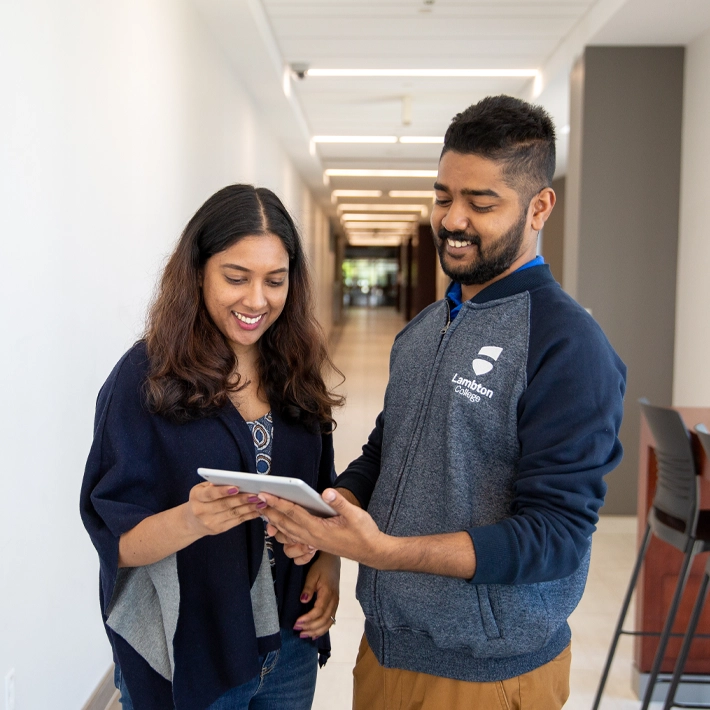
222, 264, 288, 274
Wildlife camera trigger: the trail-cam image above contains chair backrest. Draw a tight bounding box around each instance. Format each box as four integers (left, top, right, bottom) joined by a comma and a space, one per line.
640, 400, 699, 532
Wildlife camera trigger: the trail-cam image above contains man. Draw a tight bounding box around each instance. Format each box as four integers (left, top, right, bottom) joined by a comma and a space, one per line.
261, 95, 626, 709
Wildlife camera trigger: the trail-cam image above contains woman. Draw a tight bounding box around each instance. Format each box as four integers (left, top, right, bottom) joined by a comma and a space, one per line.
80, 185, 343, 710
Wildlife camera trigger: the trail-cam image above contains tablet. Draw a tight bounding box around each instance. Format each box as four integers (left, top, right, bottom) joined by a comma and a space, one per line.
197, 467, 337, 518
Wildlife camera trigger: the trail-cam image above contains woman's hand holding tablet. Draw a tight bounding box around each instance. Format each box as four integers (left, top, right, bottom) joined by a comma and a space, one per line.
197, 468, 337, 518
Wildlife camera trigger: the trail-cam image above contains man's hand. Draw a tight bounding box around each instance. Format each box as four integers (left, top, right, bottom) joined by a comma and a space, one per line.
261, 487, 477, 579
260, 488, 389, 568
267, 488, 363, 566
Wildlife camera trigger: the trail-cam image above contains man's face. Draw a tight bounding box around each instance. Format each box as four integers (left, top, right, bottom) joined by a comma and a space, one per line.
431, 150, 534, 286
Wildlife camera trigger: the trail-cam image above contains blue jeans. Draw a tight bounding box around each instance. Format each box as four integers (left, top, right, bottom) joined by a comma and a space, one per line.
114, 629, 318, 710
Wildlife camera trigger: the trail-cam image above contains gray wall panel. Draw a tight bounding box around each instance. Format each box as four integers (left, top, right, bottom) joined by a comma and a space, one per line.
566, 46, 684, 514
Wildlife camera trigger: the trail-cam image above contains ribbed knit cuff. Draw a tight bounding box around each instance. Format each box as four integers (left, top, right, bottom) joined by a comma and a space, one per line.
333, 474, 371, 509
467, 522, 521, 585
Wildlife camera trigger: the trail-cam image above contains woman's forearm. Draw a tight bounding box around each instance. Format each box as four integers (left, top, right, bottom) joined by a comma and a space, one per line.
118, 504, 203, 568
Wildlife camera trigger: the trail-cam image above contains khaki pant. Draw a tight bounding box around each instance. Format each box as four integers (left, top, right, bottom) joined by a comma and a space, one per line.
352, 636, 571, 710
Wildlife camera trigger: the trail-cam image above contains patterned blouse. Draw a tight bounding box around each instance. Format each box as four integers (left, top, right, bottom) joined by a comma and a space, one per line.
246, 412, 279, 639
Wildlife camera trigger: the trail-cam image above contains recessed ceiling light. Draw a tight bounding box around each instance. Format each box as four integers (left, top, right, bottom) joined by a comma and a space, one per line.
307, 69, 538, 78
389, 190, 436, 198
347, 232, 412, 238
325, 169, 437, 178
313, 136, 398, 143
347, 231, 405, 235
348, 237, 403, 247
399, 136, 444, 144
337, 204, 428, 216
342, 221, 417, 228
331, 190, 383, 203
342, 214, 420, 221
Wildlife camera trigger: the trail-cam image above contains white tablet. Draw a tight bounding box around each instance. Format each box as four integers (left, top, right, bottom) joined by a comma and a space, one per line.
197, 467, 337, 518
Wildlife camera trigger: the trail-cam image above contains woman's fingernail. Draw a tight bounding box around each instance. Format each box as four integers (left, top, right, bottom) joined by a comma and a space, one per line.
228, 487, 239, 494
294, 624, 303, 631
256, 501, 267, 509
247, 496, 260, 503
301, 593, 309, 602
300, 633, 309, 639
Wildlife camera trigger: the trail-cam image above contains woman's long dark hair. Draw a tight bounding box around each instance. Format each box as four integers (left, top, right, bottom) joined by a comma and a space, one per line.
144, 184, 344, 430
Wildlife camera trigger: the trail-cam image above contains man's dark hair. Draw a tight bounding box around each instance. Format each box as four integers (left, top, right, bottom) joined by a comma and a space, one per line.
442, 95, 556, 203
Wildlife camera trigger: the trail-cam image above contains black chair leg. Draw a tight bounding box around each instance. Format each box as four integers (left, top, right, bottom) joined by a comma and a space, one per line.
592, 524, 653, 710
640, 538, 697, 710
662, 569, 710, 710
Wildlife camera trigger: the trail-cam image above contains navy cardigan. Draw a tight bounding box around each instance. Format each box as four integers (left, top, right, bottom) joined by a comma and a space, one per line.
80, 342, 335, 709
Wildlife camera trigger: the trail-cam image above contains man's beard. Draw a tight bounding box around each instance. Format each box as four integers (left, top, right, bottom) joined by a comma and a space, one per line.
434, 208, 528, 286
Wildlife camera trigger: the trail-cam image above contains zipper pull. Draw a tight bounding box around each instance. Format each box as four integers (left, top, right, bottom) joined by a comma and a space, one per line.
441, 302, 451, 335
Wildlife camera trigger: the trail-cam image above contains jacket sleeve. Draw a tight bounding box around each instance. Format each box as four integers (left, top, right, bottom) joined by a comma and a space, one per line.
79, 348, 164, 613
333, 411, 385, 509
468, 303, 626, 585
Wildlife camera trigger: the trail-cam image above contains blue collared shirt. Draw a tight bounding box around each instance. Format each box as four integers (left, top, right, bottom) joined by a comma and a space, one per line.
446, 256, 545, 320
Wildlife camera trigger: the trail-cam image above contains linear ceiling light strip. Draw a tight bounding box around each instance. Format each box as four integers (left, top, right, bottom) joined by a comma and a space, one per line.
388, 190, 436, 198
342, 214, 420, 221
307, 69, 538, 78
337, 204, 428, 215
325, 169, 437, 178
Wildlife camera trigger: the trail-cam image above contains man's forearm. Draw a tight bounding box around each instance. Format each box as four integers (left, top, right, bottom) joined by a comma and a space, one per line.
335, 488, 475, 578
261, 489, 476, 579
374, 530, 476, 579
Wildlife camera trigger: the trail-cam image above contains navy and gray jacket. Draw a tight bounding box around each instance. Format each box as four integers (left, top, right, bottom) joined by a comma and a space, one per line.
80, 342, 335, 709
335, 264, 626, 682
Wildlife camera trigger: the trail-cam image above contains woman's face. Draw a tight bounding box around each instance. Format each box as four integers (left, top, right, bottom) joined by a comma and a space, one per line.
201, 233, 290, 356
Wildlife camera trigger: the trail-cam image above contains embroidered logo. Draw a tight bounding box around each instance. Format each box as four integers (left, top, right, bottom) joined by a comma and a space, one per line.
471, 346, 503, 376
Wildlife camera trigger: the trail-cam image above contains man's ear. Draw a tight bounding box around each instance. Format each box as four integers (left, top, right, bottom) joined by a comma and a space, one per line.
530, 187, 556, 231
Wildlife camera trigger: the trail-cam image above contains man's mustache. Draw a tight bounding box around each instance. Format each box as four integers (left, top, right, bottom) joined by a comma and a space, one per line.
436, 227, 481, 247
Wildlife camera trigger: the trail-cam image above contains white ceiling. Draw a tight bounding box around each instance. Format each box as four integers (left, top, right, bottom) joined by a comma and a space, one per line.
195, 0, 710, 245
264, 0, 596, 188
591, 0, 710, 45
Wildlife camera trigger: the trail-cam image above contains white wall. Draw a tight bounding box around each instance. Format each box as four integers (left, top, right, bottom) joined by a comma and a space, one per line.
673, 26, 710, 405
0, 1, 331, 707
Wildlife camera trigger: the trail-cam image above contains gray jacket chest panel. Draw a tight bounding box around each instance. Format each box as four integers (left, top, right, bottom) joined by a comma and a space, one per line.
369, 294, 530, 536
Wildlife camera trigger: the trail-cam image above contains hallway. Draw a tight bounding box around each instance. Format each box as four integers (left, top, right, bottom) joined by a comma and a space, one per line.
310, 307, 640, 710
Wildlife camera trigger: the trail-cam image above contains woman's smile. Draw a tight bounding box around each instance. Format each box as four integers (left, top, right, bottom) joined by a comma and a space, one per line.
232, 311, 266, 330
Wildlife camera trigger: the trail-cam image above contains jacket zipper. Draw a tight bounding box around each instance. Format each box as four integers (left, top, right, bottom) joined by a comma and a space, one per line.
373, 301, 456, 656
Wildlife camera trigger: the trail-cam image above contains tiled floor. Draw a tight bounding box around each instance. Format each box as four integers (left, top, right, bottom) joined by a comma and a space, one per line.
313, 307, 646, 709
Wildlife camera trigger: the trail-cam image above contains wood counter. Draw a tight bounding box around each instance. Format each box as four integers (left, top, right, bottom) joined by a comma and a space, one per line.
635, 406, 710, 673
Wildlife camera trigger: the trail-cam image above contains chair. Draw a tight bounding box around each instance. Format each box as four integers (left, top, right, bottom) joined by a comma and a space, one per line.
592, 401, 710, 710
660, 425, 710, 710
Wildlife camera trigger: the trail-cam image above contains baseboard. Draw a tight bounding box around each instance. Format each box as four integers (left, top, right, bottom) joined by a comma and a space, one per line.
82, 665, 119, 710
